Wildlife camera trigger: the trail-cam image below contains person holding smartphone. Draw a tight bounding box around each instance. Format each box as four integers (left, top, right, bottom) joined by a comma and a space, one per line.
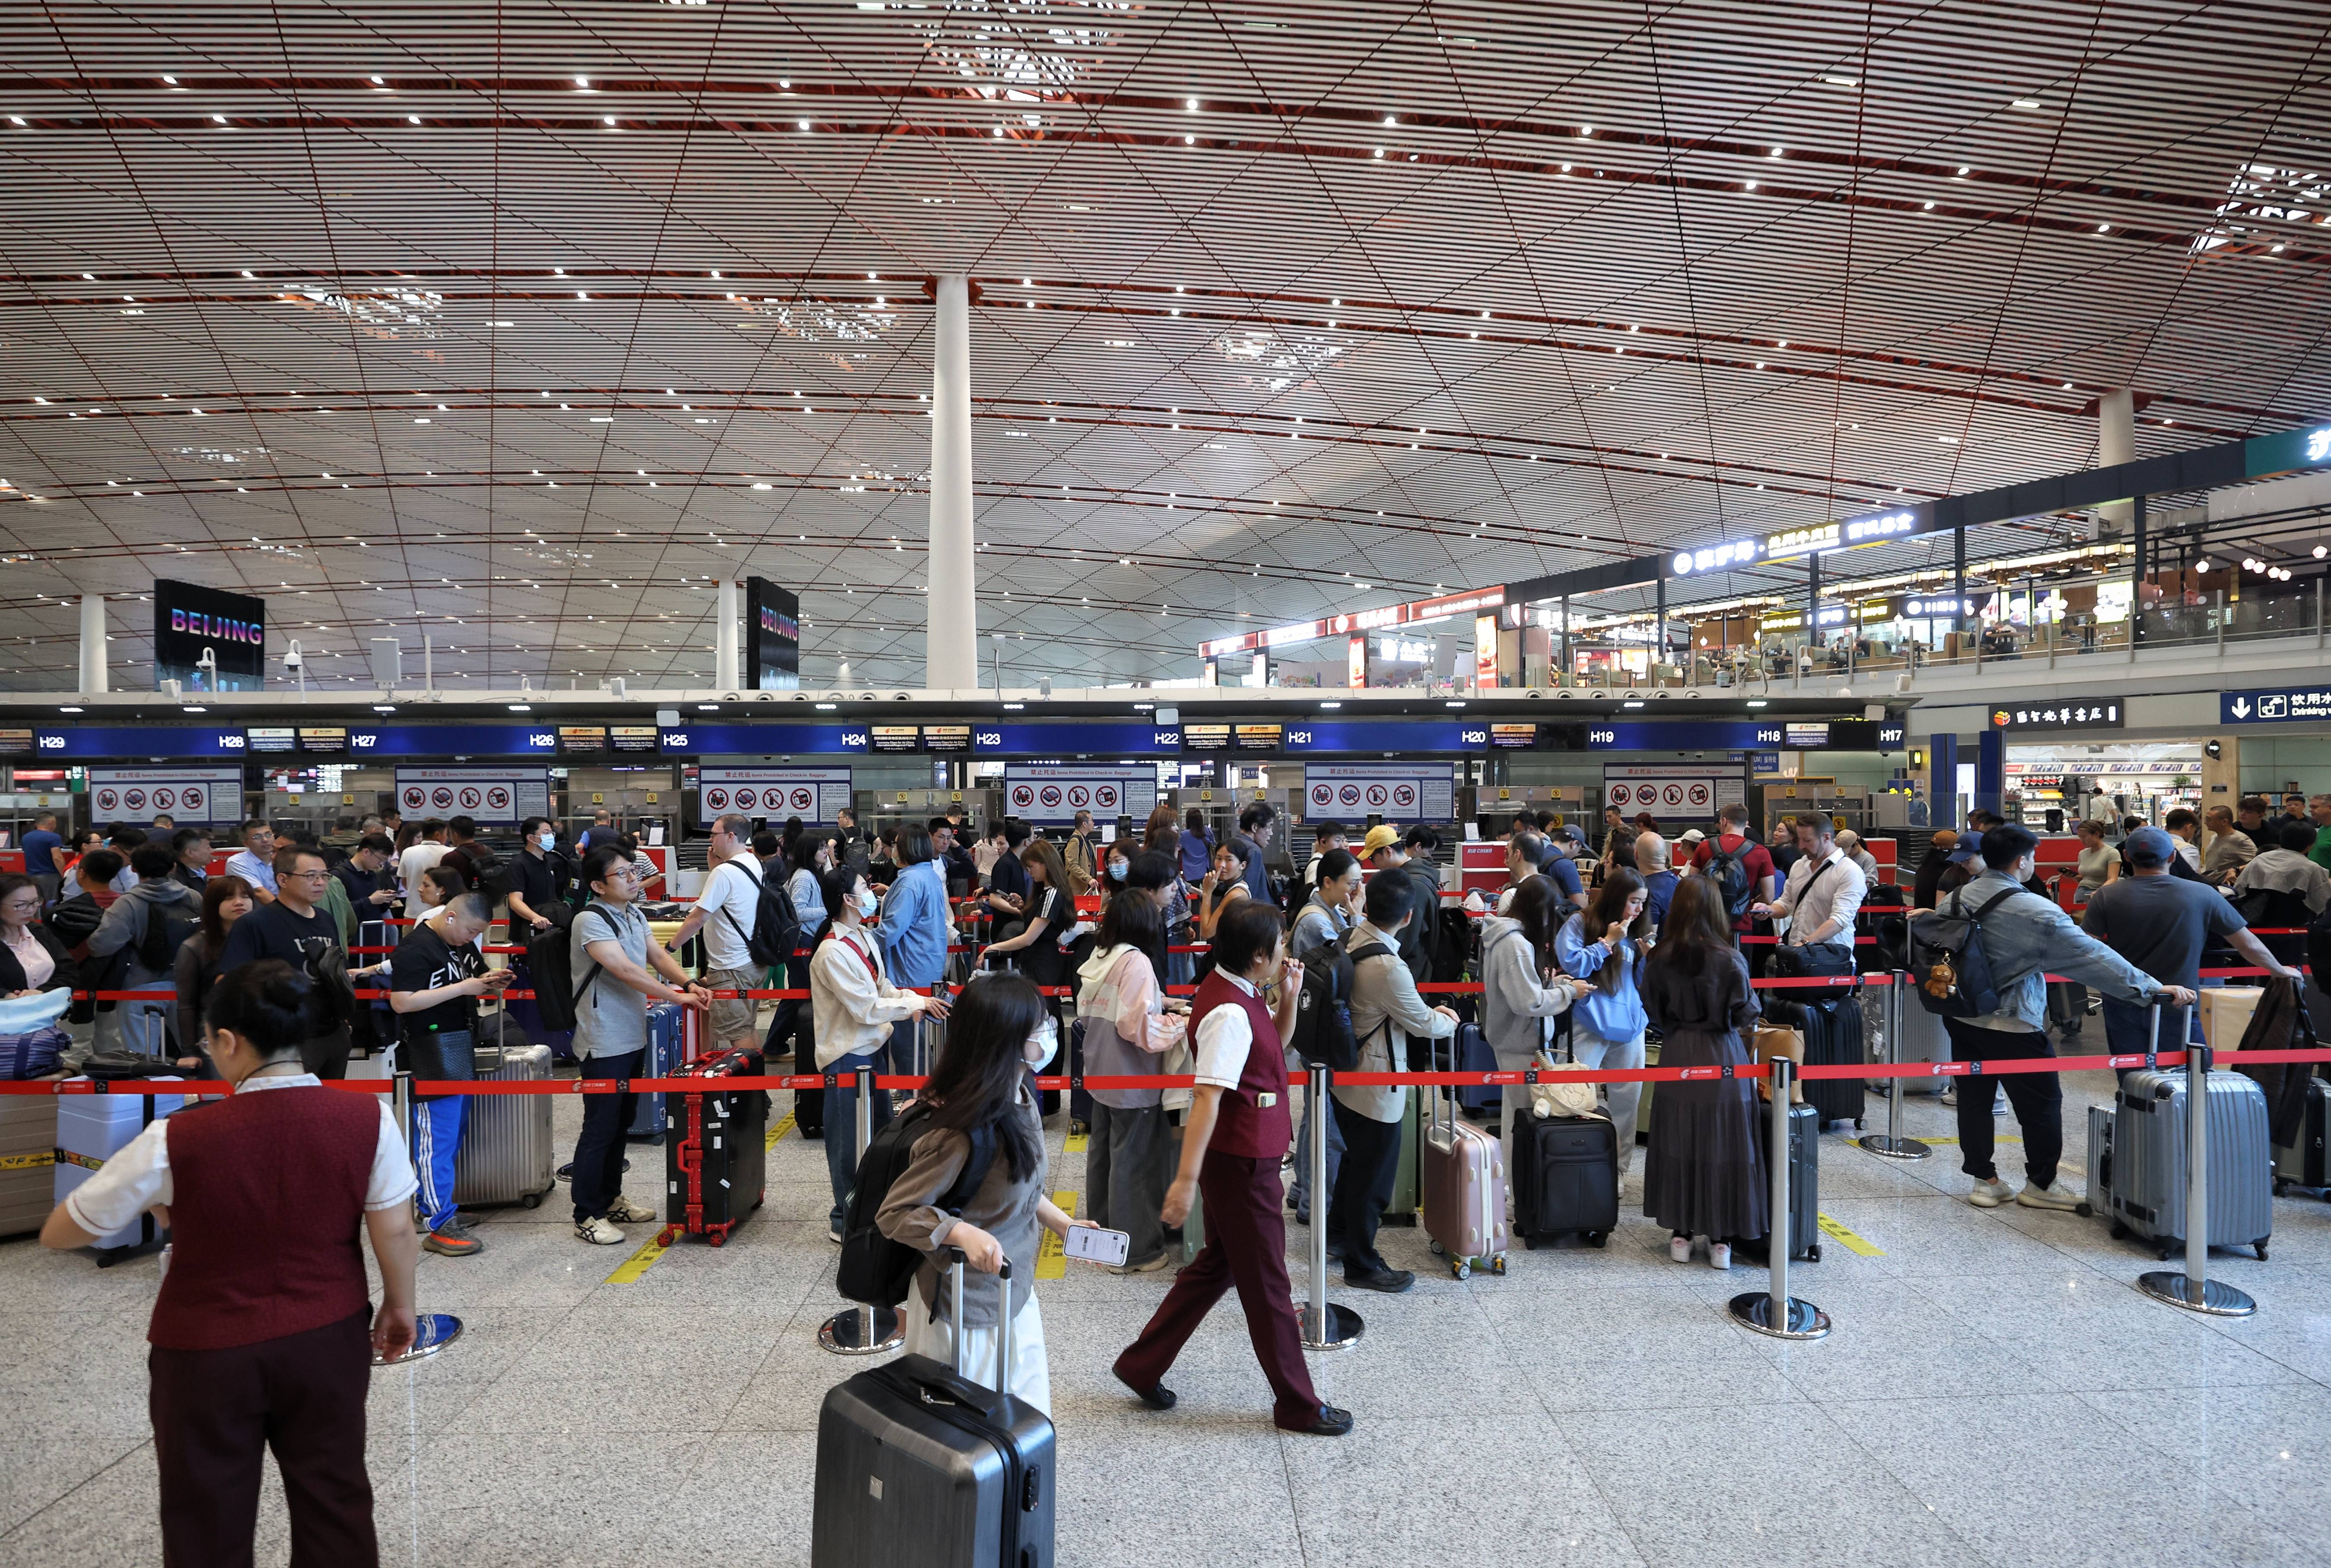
1111, 900, 1353, 1437
389, 892, 512, 1258
875, 972, 1097, 1414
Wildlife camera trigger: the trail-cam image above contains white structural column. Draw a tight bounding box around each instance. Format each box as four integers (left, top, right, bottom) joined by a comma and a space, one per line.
927, 274, 977, 690
2098, 387, 2135, 532
715, 577, 741, 691
77, 595, 108, 695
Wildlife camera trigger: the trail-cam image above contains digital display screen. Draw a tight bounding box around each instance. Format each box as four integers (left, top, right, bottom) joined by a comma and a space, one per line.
1235, 724, 1282, 751
609, 726, 659, 753
1783, 722, 1831, 748
558, 726, 607, 753
870, 725, 921, 753
0, 729, 31, 755
297, 727, 347, 753
921, 725, 972, 753
1490, 724, 1536, 749
1183, 723, 1231, 751
1823, 719, 1881, 750
246, 727, 297, 754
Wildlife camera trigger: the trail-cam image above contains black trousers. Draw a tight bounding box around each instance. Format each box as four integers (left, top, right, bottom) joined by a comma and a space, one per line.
296, 1026, 352, 1081
571, 1046, 644, 1222
149, 1308, 377, 1568
1941, 1017, 2062, 1189
1328, 1098, 1402, 1278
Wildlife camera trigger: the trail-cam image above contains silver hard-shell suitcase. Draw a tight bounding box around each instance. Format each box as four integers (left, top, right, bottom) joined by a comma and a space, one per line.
452, 1040, 557, 1209
2102, 1067, 2273, 1261
813, 1254, 1055, 1568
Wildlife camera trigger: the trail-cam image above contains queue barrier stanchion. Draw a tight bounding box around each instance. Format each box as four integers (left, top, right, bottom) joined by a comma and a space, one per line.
2138, 1004, 2255, 1318
821, 1063, 905, 1354
1728, 1054, 1830, 1341
1297, 1062, 1362, 1353
1858, 970, 1931, 1162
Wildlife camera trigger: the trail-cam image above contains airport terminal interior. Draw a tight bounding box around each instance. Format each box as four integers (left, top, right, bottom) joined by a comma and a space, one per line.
2, 4, 2331, 1565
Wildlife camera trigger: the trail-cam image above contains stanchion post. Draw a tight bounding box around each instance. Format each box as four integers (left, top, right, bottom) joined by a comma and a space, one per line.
1860, 970, 1930, 1161
2140, 1006, 2254, 1316
822, 1064, 905, 1353
1729, 1056, 1830, 1339
1297, 1062, 1362, 1351
391, 1070, 415, 1159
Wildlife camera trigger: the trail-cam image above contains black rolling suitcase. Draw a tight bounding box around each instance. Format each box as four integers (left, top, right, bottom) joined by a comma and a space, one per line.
662, 1046, 770, 1247
1066, 1017, 1092, 1137
1758, 1100, 1822, 1261
814, 1254, 1056, 1568
2274, 1077, 2330, 1196
1510, 1105, 1620, 1249
1767, 976, 1866, 1132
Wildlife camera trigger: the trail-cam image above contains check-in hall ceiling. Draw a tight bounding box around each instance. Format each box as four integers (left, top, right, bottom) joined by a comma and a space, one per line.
0, 1, 2325, 693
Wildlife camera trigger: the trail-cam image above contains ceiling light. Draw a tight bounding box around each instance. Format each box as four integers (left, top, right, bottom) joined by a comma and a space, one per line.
1747, 699, 1768, 708
2012, 98, 2041, 109
1186, 97, 1198, 110
1823, 75, 1856, 87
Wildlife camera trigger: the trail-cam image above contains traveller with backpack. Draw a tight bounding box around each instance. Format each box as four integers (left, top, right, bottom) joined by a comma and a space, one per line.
567, 846, 713, 1245
665, 812, 800, 1059
1072, 883, 1188, 1275
1908, 823, 2190, 1211
1690, 803, 1778, 940
85, 845, 205, 1057
2230, 819, 2331, 958
1479, 874, 1584, 1175
812, 861, 951, 1241
849, 973, 1099, 1412
1287, 849, 1362, 1228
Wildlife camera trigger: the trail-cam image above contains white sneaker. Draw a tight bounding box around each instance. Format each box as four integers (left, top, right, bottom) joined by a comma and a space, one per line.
2017, 1181, 2084, 1212
1707, 1243, 1732, 1271
574, 1215, 626, 1245
1669, 1235, 1694, 1264
1967, 1176, 2015, 1208
605, 1195, 658, 1224
1940, 1086, 1958, 1107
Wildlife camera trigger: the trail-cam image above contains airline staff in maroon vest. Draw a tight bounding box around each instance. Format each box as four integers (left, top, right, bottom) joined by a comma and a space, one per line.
1112, 900, 1353, 1436
41, 959, 422, 1568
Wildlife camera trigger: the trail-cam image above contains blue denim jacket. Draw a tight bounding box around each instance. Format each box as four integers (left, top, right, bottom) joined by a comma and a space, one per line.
1955, 869, 2158, 1032
876, 860, 949, 988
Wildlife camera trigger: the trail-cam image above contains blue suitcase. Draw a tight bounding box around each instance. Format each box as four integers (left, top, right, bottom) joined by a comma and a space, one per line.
630, 1002, 684, 1143
1451, 1022, 1501, 1117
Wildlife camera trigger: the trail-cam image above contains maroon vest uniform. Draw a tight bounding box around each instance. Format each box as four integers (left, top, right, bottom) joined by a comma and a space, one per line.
1189, 970, 1292, 1159
149, 1086, 380, 1351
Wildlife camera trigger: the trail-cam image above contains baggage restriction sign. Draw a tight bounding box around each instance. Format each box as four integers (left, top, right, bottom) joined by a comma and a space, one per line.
1298, 763, 1454, 823
87, 766, 243, 826
1003, 765, 1152, 825
694, 766, 852, 828
394, 767, 549, 825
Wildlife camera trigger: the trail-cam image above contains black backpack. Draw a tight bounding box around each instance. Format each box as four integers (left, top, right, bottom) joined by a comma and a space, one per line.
835, 1099, 1000, 1308
136, 893, 201, 975
1906, 887, 2017, 1017
528, 900, 621, 1033
1706, 835, 1757, 919
719, 861, 802, 970
1289, 931, 1359, 1071
2234, 884, 2314, 931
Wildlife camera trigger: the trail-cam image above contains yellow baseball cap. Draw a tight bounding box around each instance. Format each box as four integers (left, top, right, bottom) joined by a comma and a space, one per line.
1360, 824, 1402, 856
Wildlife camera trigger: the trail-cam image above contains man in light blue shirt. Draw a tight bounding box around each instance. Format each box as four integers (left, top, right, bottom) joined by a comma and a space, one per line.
224, 820, 280, 904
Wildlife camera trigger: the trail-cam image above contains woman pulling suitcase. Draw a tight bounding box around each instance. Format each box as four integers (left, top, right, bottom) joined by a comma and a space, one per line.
874, 971, 1097, 1413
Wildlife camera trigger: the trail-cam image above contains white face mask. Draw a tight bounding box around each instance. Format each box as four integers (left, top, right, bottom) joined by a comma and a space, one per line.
1023, 1018, 1058, 1066
853, 886, 880, 919
537, 833, 556, 852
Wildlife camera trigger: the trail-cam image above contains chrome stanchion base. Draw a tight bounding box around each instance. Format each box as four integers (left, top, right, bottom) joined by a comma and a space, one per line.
1298, 1301, 1364, 1351
1727, 1292, 1831, 1340
374, 1313, 463, 1366
1857, 1133, 1933, 1161
820, 1307, 905, 1354
2137, 1272, 2257, 1318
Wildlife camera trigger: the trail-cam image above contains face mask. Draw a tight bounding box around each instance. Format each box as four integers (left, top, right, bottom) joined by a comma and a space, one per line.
1108, 859, 1128, 882
853, 887, 880, 919
1024, 1018, 1058, 1066
537, 833, 556, 852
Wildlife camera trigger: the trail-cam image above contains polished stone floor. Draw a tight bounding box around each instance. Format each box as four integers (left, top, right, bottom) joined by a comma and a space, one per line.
6, 1069, 2330, 1568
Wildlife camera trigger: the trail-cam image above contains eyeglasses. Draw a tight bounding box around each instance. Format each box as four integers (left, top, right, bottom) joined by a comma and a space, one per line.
287, 869, 332, 882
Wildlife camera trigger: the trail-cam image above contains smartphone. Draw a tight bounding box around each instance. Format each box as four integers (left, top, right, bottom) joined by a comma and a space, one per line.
1062, 1226, 1131, 1267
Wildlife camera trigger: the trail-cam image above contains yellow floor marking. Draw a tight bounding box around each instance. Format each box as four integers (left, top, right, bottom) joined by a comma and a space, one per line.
766, 1111, 797, 1150
1814, 1211, 1886, 1257
1035, 1190, 1078, 1279
604, 1234, 671, 1285
1063, 1132, 1090, 1154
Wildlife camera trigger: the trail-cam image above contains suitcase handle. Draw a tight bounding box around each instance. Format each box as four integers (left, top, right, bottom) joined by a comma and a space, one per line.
939, 1248, 1014, 1394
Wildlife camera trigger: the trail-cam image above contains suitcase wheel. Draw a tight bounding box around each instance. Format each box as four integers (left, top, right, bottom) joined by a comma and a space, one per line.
1069, 1120, 1089, 1137
1853, 1118, 1865, 1130
655, 1227, 676, 1248
1523, 1236, 1537, 1251
2274, 1179, 2288, 1197
1427, 1239, 1445, 1256
2157, 1244, 2174, 1261
1451, 1260, 1470, 1281
1489, 1254, 1507, 1276
1586, 1231, 1607, 1248
1807, 1243, 1823, 1263
2109, 1220, 2129, 1241
709, 1231, 727, 1248
2256, 1243, 2269, 1261
521, 1193, 542, 1209
2074, 1201, 2091, 1218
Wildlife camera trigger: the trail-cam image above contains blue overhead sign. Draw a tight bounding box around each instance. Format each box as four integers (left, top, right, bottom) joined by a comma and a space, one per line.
1587, 721, 1783, 750
1280, 721, 1480, 753
978, 722, 1180, 756
36, 727, 247, 759
663, 724, 867, 755
2221, 686, 2331, 725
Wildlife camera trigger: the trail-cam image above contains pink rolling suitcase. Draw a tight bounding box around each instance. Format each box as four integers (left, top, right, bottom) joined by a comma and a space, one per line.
1420, 1034, 1508, 1279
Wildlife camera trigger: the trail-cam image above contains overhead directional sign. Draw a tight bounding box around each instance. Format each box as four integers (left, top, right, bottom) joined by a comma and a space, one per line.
2222, 686, 2331, 725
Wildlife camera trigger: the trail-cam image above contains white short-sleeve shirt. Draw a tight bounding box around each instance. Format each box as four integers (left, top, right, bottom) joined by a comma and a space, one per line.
62, 1074, 416, 1238
697, 856, 763, 972
1193, 972, 1259, 1090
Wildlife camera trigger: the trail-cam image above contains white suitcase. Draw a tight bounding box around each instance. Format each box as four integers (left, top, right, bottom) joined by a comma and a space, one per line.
55, 1079, 186, 1261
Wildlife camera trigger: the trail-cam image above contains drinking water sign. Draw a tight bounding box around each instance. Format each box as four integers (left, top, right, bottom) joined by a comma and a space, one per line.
2221, 686, 2331, 725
